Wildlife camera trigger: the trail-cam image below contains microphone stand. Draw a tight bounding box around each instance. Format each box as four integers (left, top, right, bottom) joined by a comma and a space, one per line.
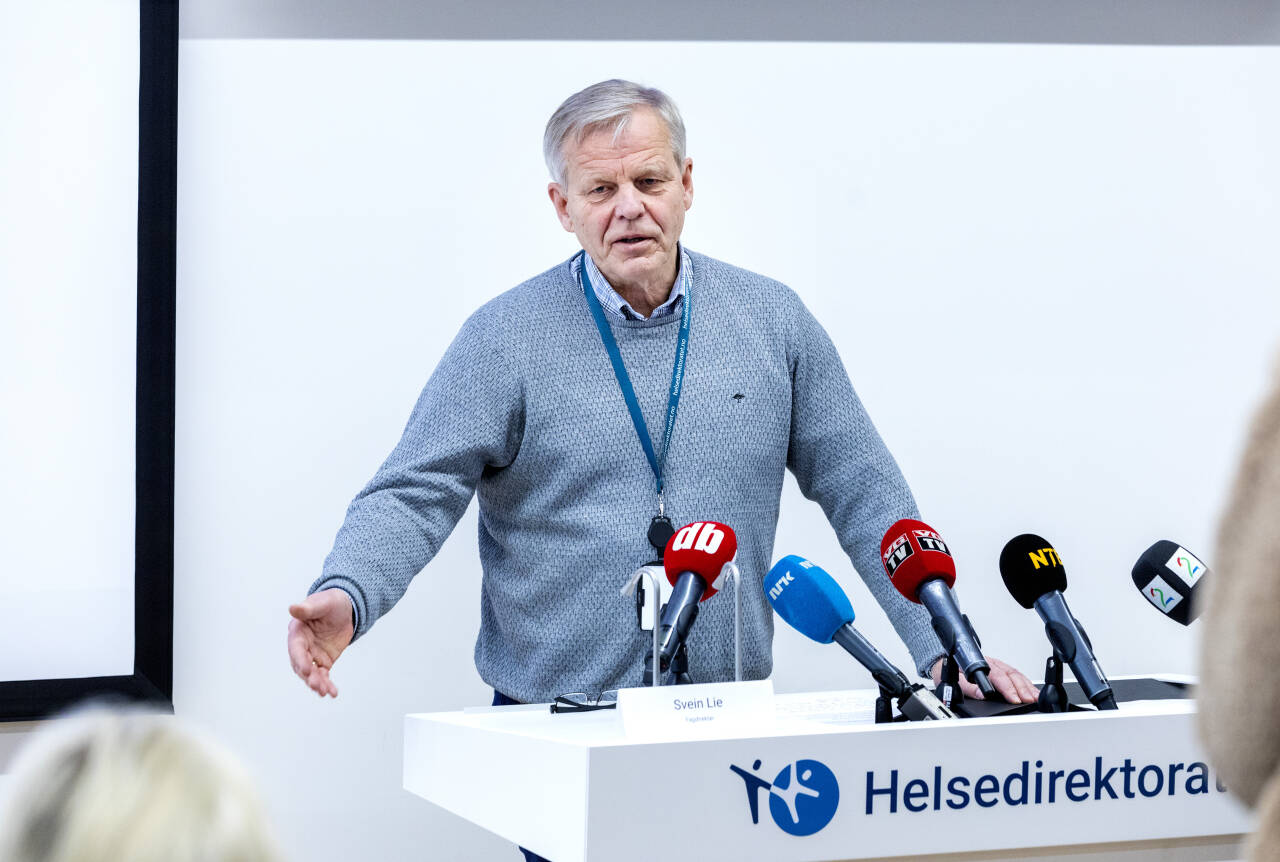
1037, 652, 1071, 713
727, 561, 742, 682
641, 642, 696, 686
874, 680, 957, 723
873, 686, 902, 724
623, 566, 663, 688
638, 561, 742, 687
669, 643, 694, 685
934, 653, 965, 711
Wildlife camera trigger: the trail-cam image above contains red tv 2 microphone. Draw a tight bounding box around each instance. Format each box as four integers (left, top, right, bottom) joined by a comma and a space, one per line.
881, 519, 996, 698
645, 521, 737, 682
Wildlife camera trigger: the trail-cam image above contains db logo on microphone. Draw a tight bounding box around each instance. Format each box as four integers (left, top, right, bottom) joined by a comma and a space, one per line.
729, 757, 840, 836
671, 521, 727, 555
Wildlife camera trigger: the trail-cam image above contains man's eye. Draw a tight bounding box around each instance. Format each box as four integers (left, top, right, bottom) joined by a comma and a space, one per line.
639, 178, 660, 186
590, 186, 609, 195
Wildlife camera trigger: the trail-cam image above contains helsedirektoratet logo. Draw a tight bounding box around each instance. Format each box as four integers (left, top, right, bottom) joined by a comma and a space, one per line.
730, 758, 840, 836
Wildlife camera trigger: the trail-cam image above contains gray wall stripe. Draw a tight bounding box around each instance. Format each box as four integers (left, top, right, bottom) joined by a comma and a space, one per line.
180, 0, 1280, 45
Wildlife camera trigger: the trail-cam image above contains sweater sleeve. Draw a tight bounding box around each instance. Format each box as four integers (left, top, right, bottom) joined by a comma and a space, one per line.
310, 308, 524, 640
783, 290, 946, 678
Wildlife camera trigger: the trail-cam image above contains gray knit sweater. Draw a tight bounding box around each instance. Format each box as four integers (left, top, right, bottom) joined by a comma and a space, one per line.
312, 251, 944, 702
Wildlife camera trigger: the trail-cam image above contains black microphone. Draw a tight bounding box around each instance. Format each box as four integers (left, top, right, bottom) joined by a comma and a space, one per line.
1132, 540, 1211, 625
999, 534, 1117, 710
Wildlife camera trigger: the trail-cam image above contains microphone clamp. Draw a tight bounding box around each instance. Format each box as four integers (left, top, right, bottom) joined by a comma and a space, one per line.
897, 684, 957, 721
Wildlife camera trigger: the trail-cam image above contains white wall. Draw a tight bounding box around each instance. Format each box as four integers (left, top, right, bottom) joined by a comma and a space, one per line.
167, 39, 1280, 861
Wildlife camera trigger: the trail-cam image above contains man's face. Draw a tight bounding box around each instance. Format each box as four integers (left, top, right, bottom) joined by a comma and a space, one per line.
548, 108, 693, 292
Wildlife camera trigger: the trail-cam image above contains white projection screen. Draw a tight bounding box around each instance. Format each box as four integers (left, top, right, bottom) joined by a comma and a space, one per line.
0, 1, 175, 718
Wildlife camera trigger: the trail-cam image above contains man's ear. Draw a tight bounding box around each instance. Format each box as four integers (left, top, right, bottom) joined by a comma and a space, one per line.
548, 183, 574, 232
681, 157, 694, 211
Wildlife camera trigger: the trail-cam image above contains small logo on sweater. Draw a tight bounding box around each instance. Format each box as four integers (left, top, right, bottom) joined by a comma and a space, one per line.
732, 393, 746, 402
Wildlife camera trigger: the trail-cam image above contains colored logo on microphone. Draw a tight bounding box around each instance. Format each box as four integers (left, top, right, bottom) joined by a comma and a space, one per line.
882, 533, 914, 576
1141, 575, 1184, 614
768, 571, 795, 601
883, 528, 952, 576
730, 758, 840, 836
672, 521, 726, 555
1164, 547, 1206, 587
1027, 548, 1062, 569
912, 529, 951, 556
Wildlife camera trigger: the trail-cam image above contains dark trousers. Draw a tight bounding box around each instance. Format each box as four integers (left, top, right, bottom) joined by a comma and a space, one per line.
491, 691, 553, 862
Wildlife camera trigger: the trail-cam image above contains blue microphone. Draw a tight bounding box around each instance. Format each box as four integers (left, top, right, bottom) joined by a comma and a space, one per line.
766, 555, 955, 720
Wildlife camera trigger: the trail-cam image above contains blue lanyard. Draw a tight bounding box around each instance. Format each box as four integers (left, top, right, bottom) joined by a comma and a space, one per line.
577, 252, 692, 510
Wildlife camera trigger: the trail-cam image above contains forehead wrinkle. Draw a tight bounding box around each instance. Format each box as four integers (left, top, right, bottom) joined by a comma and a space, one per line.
569, 107, 661, 153
633, 154, 676, 174
571, 147, 673, 184
573, 112, 669, 153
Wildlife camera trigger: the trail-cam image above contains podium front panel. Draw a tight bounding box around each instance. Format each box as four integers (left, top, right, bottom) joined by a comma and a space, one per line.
405, 685, 1252, 862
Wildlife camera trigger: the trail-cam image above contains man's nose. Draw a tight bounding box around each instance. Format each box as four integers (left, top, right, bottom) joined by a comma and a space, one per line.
614, 182, 645, 219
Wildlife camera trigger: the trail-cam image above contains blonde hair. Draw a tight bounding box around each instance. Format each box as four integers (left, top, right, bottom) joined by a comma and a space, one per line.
0, 708, 282, 862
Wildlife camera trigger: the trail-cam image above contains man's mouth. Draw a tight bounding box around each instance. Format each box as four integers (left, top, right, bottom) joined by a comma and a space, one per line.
616, 236, 650, 245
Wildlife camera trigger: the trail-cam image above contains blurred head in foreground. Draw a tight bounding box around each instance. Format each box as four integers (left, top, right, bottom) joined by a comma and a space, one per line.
0, 708, 281, 862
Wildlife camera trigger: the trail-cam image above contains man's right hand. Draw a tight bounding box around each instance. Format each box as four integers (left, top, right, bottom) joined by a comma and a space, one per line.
287, 589, 355, 697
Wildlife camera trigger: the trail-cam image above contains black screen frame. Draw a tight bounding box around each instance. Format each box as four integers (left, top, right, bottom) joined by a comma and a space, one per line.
0, 0, 177, 722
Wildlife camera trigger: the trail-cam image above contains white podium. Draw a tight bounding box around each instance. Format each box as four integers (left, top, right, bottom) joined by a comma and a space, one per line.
404, 679, 1251, 861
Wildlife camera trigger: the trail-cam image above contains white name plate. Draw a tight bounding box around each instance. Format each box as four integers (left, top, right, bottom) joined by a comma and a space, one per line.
617, 679, 775, 740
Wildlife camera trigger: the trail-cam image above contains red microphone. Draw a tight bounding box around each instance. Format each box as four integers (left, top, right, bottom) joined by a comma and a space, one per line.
664, 521, 738, 599
644, 521, 738, 683
881, 518, 957, 600
880, 519, 995, 698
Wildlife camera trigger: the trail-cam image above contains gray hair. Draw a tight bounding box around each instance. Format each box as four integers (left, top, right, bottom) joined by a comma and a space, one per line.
543, 79, 687, 186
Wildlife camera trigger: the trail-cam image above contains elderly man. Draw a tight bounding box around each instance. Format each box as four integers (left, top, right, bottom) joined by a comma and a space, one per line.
287, 79, 1034, 709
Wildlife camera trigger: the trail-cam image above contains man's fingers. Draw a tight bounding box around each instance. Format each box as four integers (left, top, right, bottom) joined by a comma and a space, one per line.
959, 676, 985, 701
289, 601, 318, 622
288, 597, 343, 697
320, 666, 338, 697
306, 664, 338, 698
1013, 672, 1040, 703
985, 664, 1011, 702
287, 625, 314, 680
989, 666, 1024, 703
985, 657, 1040, 704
